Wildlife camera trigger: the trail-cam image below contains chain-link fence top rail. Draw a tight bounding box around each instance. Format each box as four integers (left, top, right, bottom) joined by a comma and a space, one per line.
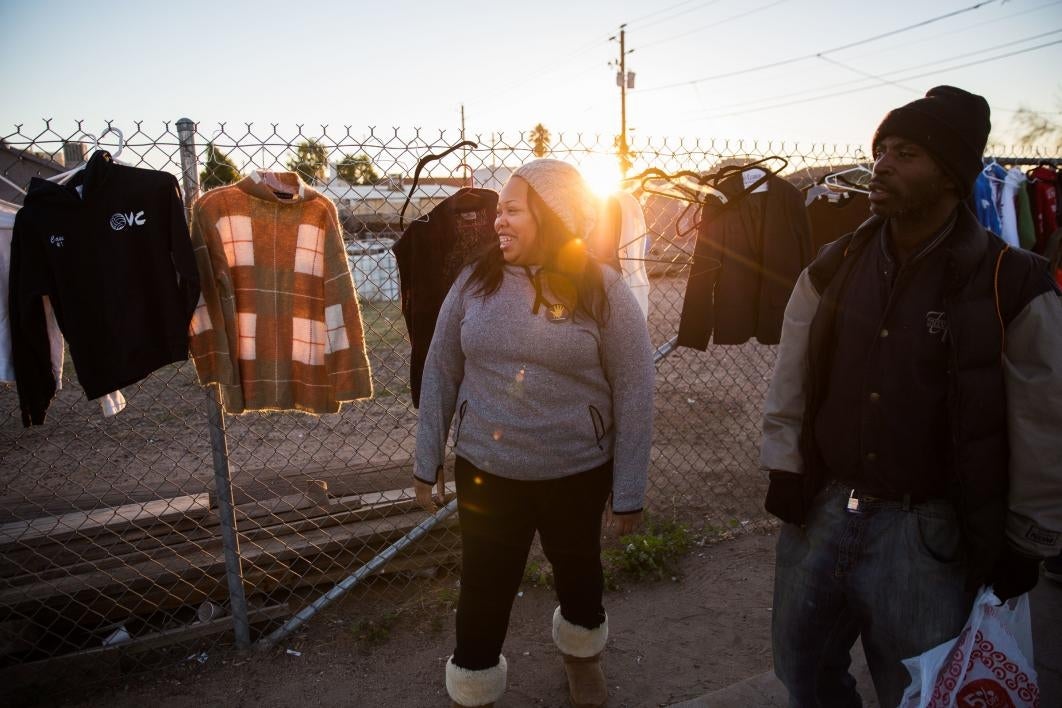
0, 120, 1054, 680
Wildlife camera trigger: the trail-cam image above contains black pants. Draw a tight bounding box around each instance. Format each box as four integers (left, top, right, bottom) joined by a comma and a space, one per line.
452, 456, 613, 671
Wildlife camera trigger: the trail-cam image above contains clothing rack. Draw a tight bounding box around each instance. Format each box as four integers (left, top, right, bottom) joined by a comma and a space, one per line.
984, 156, 1061, 167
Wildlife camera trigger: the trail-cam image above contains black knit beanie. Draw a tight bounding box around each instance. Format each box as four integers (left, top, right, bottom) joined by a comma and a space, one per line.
872, 86, 991, 196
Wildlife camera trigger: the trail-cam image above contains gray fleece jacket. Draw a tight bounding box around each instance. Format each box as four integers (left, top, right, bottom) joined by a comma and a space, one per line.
414, 264, 654, 513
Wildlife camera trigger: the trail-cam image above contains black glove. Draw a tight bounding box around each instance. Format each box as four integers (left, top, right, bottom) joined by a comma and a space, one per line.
989, 545, 1041, 602
764, 470, 807, 526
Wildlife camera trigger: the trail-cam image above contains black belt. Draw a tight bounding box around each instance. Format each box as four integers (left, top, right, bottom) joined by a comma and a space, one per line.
831, 482, 940, 513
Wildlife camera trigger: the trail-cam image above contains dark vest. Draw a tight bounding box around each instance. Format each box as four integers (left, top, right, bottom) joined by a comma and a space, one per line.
798, 206, 1053, 586
814, 220, 954, 499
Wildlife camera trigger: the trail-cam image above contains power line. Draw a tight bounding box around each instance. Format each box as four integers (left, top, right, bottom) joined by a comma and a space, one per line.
687, 38, 1062, 122
627, 0, 727, 32
639, 0, 1002, 93
624, 0, 704, 26
678, 29, 1062, 117
842, 0, 1062, 63
639, 0, 794, 50
816, 55, 921, 95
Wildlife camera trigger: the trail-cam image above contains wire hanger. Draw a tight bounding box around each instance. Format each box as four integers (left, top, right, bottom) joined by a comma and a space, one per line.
48, 127, 125, 185
399, 140, 479, 228
821, 165, 872, 195
981, 157, 1005, 184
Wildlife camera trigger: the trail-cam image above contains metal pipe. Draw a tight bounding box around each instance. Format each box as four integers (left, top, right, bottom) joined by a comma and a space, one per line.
653, 335, 678, 364
256, 499, 458, 650
175, 118, 200, 206
204, 387, 252, 649
175, 119, 251, 649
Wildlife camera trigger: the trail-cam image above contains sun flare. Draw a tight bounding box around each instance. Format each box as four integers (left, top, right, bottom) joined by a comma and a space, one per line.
578, 156, 623, 199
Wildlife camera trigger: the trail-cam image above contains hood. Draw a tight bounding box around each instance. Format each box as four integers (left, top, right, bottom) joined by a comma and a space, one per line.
24, 149, 115, 207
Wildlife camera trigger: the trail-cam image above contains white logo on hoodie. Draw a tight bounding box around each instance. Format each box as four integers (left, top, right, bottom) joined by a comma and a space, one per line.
110, 211, 146, 231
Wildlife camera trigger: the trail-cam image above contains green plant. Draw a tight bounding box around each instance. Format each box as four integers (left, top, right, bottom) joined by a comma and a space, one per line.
522, 560, 554, 589
349, 609, 401, 650
602, 517, 691, 587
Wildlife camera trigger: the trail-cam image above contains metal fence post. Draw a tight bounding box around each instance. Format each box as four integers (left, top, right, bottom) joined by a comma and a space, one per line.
175, 118, 200, 206
176, 118, 251, 650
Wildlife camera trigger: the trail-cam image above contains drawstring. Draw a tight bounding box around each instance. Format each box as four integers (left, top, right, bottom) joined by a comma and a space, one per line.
994, 245, 1009, 363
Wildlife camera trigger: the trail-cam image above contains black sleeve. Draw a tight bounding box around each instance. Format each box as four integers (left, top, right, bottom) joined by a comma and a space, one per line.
9, 209, 57, 426
677, 202, 717, 350
167, 176, 200, 322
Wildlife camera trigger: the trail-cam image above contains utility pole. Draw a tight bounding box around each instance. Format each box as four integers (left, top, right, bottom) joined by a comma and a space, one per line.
460, 103, 470, 186
611, 25, 635, 176
619, 25, 627, 167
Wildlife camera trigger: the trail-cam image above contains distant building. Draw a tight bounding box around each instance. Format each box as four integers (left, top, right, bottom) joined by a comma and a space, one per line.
0, 141, 67, 205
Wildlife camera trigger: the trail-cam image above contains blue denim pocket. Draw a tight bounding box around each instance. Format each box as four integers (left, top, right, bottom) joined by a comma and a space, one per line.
908, 504, 963, 565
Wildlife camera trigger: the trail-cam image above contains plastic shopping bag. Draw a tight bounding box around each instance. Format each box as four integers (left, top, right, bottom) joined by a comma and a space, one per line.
899, 586, 1039, 707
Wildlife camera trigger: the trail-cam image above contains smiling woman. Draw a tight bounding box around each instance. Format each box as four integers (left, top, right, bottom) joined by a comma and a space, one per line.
411, 159, 655, 707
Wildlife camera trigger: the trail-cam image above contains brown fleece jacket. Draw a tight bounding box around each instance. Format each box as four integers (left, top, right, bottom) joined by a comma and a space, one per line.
188, 171, 372, 414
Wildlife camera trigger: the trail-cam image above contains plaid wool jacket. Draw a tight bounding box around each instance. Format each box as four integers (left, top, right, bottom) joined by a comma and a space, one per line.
188, 171, 372, 414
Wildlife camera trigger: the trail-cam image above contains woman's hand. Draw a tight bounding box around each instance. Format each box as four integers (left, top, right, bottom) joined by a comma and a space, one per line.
608, 509, 644, 537
414, 467, 445, 512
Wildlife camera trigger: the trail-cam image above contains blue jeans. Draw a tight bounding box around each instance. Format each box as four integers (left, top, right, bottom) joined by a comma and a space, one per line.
772, 483, 976, 708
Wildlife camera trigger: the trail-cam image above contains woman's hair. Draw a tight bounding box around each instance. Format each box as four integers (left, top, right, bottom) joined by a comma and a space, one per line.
465, 179, 610, 326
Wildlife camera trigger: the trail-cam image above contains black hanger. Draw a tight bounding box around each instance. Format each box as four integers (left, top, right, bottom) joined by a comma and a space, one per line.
399, 140, 478, 228
710, 156, 789, 194
452, 186, 490, 212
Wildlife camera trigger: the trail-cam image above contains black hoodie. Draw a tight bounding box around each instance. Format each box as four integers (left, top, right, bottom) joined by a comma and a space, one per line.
9, 150, 199, 425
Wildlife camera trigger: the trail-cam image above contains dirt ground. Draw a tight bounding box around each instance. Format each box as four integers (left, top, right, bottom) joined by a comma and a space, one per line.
48, 531, 777, 708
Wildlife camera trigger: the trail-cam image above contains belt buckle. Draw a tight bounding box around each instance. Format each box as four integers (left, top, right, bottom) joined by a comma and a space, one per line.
846, 489, 863, 514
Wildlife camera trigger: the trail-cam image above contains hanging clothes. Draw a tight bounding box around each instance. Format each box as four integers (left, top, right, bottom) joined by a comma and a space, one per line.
9, 150, 198, 426
393, 187, 498, 407
592, 192, 650, 320
1, 199, 25, 382
806, 190, 871, 254
973, 169, 1002, 234
188, 170, 372, 415
999, 167, 1025, 249
4, 200, 126, 415
1028, 165, 1058, 254
677, 170, 812, 348
1043, 227, 1062, 288
1015, 175, 1036, 251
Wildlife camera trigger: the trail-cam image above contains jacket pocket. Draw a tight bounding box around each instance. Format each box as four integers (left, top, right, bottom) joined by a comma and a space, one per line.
453, 400, 469, 446
588, 405, 608, 451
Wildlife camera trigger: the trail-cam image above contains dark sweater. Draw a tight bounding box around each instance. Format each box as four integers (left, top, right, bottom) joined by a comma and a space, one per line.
677, 172, 812, 348
9, 150, 199, 425
393, 188, 498, 407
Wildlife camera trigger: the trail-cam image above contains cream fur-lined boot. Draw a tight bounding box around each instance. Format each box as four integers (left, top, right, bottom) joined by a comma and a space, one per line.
445, 654, 507, 707
552, 606, 609, 707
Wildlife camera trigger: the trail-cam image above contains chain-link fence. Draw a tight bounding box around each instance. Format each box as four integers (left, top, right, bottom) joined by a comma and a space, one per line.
1, 120, 1054, 689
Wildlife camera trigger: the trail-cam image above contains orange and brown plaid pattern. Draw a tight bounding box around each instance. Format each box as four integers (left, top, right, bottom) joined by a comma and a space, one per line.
188, 171, 372, 414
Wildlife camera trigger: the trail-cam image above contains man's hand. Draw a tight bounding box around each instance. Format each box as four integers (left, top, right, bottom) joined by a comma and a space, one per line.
764, 469, 807, 526
414, 467, 445, 512
989, 545, 1042, 602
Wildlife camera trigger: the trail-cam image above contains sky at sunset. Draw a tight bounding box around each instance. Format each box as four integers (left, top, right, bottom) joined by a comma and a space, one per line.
2, 0, 1061, 148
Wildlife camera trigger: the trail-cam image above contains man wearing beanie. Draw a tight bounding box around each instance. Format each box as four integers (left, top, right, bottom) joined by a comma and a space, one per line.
759, 86, 1062, 707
